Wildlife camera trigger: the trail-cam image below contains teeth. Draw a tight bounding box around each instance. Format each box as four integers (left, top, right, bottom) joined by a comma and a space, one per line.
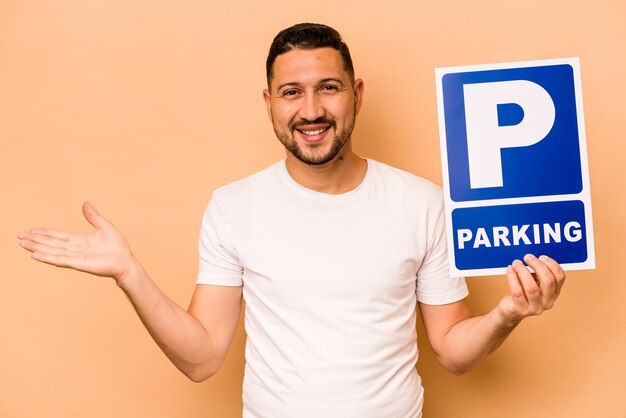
300, 127, 328, 136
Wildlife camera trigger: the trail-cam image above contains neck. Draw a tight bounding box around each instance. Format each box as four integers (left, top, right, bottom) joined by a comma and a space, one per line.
284, 142, 367, 194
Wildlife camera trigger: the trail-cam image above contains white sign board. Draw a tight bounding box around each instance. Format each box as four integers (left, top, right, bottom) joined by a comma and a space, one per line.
435, 58, 595, 277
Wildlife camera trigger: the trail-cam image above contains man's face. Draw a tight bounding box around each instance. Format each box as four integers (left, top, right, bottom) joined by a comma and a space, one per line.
263, 47, 364, 166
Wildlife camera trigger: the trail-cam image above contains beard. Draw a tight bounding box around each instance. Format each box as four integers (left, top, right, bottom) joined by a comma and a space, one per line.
273, 115, 355, 166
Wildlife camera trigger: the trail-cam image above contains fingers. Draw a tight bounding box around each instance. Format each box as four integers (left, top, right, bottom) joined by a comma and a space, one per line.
18, 232, 80, 270
524, 254, 558, 308
30, 251, 75, 269
18, 202, 109, 247
20, 238, 69, 256
513, 258, 540, 296
18, 202, 127, 277
539, 255, 566, 296
19, 228, 74, 256
18, 228, 71, 241
18, 227, 80, 256
505, 263, 526, 302
509, 258, 542, 314
506, 254, 566, 319
18, 229, 71, 248
82, 201, 111, 230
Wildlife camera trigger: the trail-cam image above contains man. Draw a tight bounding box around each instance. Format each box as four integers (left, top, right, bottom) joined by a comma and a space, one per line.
18, 23, 565, 418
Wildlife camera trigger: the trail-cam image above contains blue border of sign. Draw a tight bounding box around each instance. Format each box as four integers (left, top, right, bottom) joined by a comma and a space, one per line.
435, 58, 595, 277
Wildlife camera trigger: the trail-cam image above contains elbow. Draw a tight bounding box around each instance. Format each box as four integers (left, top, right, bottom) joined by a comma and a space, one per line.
185, 371, 211, 383
446, 364, 470, 376
187, 374, 210, 383
178, 342, 231, 382
182, 361, 223, 383
435, 354, 473, 376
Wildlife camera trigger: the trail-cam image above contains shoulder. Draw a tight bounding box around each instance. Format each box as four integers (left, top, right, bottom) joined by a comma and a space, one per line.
211, 160, 284, 203
202, 160, 285, 226
367, 159, 443, 204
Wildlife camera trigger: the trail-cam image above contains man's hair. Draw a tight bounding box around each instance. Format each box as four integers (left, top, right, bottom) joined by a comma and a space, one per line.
266, 23, 355, 88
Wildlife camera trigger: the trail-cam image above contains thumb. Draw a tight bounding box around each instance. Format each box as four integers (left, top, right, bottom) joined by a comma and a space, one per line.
82, 201, 111, 230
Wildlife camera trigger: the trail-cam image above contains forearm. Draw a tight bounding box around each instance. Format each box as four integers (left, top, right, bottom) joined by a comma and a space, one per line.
116, 259, 219, 381
423, 256, 565, 375
436, 308, 520, 375
18, 203, 239, 381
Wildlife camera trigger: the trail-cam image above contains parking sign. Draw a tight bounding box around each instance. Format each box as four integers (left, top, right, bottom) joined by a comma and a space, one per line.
435, 58, 595, 276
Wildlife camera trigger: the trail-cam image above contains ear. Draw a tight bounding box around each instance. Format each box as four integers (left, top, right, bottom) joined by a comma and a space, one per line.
353, 79, 365, 115
263, 88, 273, 122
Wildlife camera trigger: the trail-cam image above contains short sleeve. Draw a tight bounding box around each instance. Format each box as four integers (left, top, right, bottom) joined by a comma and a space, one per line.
196, 196, 243, 286
416, 204, 468, 305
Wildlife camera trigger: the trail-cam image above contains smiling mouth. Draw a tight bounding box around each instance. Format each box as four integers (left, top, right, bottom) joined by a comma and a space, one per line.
292, 117, 336, 138
297, 126, 330, 136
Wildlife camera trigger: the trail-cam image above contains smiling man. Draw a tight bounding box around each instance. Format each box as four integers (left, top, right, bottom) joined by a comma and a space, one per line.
265, 47, 362, 166
18, 23, 566, 418
263, 31, 366, 194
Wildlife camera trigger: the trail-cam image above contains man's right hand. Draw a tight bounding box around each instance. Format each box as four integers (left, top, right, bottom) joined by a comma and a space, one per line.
18, 201, 135, 284
18, 201, 242, 381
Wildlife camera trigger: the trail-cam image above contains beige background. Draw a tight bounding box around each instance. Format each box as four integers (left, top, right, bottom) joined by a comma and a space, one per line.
2, 0, 625, 417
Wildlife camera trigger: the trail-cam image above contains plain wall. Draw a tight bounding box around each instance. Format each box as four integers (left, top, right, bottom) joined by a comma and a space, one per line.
2, 0, 625, 417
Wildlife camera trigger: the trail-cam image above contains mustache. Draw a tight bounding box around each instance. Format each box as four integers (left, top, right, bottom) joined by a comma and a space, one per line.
290, 117, 336, 131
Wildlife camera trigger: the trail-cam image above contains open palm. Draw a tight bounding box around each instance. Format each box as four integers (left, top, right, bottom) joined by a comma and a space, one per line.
18, 202, 133, 281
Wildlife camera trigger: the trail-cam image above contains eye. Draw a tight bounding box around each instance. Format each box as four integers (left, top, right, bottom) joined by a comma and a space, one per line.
320, 84, 339, 93
281, 89, 300, 97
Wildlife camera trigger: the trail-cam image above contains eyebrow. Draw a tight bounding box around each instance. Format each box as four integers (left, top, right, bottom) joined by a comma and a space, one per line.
319, 77, 345, 86
275, 77, 346, 93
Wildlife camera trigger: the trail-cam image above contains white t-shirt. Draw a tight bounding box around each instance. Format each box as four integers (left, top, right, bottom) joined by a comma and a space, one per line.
197, 159, 468, 418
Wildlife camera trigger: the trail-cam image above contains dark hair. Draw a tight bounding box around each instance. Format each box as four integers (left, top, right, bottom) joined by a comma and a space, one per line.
266, 23, 355, 87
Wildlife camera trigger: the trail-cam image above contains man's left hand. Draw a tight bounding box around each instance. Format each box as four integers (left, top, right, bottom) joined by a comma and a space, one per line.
497, 254, 566, 327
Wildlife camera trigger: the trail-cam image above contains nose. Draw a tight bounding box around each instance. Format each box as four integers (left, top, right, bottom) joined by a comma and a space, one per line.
298, 92, 325, 121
